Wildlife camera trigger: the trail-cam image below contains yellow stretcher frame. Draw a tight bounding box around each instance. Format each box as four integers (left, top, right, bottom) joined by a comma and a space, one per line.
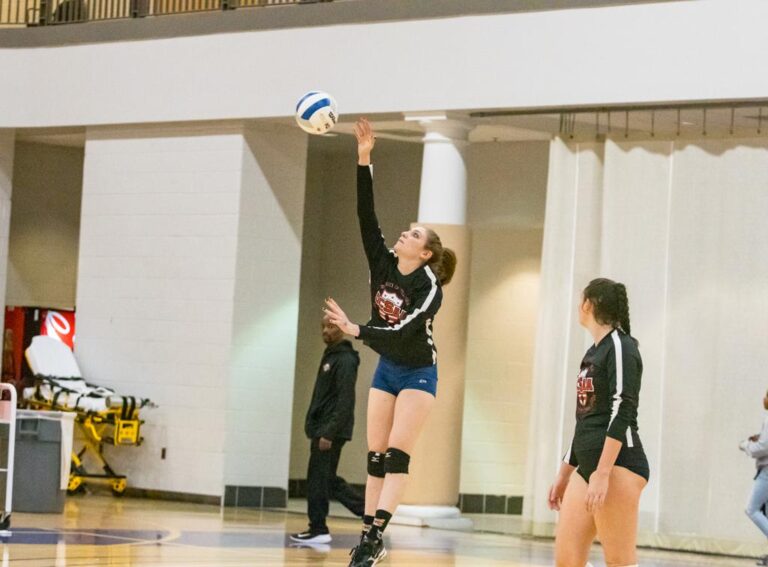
23, 376, 146, 497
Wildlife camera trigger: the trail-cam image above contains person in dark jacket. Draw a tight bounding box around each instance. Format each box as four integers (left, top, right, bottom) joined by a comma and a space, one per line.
290, 315, 365, 544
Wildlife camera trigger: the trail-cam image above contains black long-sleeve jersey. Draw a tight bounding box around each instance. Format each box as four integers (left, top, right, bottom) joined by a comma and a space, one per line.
305, 340, 360, 441
355, 165, 442, 368
565, 329, 643, 463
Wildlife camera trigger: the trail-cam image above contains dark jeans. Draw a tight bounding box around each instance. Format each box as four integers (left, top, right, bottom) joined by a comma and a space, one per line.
307, 438, 365, 532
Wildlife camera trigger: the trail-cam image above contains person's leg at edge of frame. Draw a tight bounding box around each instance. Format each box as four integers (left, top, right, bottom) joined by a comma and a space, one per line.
593, 466, 647, 567
364, 389, 396, 537
555, 472, 596, 567
366, 388, 435, 542
746, 468, 768, 565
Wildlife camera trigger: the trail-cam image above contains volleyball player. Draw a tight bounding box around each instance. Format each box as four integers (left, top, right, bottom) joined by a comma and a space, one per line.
323, 118, 456, 567
548, 278, 649, 567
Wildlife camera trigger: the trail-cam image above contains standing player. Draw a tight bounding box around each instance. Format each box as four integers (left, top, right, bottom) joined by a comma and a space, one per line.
548, 278, 649, 567
323, 118, 456, 567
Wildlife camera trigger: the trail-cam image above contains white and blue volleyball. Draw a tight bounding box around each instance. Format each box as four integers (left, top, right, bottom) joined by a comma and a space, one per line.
295, 91, 338, 135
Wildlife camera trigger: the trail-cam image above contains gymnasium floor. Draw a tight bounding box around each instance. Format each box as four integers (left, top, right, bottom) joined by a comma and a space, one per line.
0, 496, 753, 566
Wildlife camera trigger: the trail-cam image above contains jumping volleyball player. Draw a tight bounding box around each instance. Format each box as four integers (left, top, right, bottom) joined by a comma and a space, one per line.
548, 278, 649, 567
323, 118, 456, 567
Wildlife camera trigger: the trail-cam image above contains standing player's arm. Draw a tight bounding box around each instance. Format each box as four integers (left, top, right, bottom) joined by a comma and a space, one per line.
585, 436, 623, 513
605, 348, 641, 445
594, 437, 623, 476
558, 439, 578, 481
586, 344, 642, 512
562, 439, 578, 470
549, 440, 577, 511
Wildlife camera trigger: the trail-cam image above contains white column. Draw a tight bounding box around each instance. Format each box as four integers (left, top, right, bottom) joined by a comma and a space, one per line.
395, 116, 472, 529
416, 117, 470, 225
0, 130, 14, 310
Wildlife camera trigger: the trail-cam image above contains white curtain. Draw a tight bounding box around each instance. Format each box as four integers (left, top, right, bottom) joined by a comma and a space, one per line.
526, 136, 768, 555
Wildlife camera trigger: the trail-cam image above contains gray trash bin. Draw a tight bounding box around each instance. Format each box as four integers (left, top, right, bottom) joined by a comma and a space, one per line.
0, 423, 8, 515
12, 411, 71, 513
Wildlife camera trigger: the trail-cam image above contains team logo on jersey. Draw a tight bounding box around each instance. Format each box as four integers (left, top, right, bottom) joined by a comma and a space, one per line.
576, 367, 594, 408
375, 287, 407, 325
323, 363, 331, 373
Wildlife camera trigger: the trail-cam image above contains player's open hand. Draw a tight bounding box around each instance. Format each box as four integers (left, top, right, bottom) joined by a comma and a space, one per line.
548, 475, 569, 511
354, 118, 376, 164
324, 298, 360, 338
585, 470, 610, 513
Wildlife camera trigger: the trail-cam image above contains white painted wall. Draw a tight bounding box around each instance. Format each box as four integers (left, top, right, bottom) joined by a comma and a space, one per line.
2, 0, 768, 127
525, 135, 768, 555
76, 122, 307, 497
6, 142, 83, 309
224, 124, 306, 490
75, 124, 244, 496
460, 141, 548, 497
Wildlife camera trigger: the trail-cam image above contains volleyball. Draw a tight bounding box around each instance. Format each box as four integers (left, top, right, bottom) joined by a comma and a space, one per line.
295, 91, 338, 135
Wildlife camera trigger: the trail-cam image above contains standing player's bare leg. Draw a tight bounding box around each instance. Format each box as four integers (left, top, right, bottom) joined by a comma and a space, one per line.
593, 466, 646, 567
555, 473, 597, 567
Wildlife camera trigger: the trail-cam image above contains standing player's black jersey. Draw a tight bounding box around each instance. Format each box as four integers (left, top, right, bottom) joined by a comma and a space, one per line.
565, 329, 643, 460
354, 165, 442, 368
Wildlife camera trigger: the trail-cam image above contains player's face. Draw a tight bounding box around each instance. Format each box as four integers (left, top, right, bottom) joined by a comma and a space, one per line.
321, 318, 343, 345
763, 392, 768, 410
578, 297, 593, 327
393, 226, 433, 262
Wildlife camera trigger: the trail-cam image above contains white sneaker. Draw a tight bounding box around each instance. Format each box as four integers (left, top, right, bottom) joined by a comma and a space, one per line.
290, 530, 332, 544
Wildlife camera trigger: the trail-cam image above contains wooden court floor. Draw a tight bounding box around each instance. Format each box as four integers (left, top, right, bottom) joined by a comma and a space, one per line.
0, 496, 754, 566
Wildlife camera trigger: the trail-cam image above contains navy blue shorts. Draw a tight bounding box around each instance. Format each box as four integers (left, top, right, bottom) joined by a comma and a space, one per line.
371, 357, 438, 397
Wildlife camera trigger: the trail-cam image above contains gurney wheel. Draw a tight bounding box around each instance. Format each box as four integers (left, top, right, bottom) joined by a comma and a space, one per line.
111, 479, 127, 496
68, 475, 85, 495
67, 484, 86, 496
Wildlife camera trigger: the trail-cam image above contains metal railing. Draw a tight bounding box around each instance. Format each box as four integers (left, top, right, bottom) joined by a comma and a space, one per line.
0, 0, 327, 26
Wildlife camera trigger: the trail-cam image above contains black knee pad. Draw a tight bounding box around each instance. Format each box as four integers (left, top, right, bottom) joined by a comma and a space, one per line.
384, 447, 410, 474
367, 451, 385, 478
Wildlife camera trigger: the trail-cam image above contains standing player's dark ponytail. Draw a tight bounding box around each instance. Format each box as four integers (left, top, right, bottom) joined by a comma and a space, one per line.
583, 278, 634, 340
613, 282, 631, 337
424, 228, 457, 286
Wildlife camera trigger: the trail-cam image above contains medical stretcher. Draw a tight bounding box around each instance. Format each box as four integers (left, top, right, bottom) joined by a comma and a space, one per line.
21, 336, 154, 496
